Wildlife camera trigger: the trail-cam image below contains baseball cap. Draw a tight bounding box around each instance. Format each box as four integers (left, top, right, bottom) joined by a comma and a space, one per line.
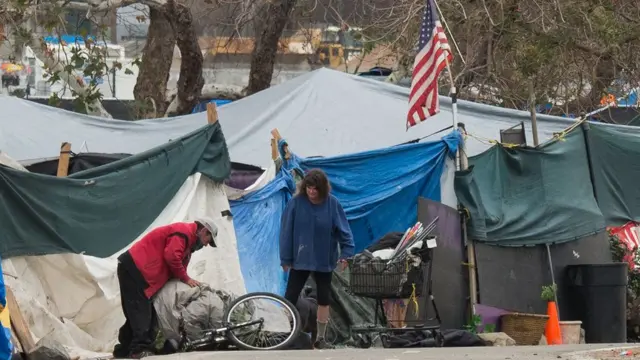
196, 217, 219, 247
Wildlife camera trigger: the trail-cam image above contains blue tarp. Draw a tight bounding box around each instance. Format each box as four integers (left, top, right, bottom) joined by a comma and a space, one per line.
229, 174, 296, 295
231, 131, 461, 294
0, 259, 13, 360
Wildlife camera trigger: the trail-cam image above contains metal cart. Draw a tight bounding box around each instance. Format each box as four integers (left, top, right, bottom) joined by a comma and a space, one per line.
346, 246, 444, 348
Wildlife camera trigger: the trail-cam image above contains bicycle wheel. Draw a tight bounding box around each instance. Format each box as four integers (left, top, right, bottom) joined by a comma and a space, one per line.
224, 292, 302, 351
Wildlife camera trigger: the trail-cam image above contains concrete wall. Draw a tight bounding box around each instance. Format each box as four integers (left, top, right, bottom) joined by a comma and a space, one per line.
97, 66, 310, 100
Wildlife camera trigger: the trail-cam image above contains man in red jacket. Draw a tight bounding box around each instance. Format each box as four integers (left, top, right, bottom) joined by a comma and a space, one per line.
112, 218, 218, 359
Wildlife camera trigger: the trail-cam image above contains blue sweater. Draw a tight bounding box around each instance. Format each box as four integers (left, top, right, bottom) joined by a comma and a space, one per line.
279, 194, 355, 272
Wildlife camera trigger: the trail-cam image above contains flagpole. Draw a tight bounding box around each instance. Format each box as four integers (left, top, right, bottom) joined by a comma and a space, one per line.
444, 58, 478, 313
444, 59, 459, 168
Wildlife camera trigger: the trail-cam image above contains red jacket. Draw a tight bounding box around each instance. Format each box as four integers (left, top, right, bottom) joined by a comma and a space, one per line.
128, 222, 199, 298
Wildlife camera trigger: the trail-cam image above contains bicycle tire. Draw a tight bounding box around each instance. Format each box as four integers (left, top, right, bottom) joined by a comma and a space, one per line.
224, 292, 302, 351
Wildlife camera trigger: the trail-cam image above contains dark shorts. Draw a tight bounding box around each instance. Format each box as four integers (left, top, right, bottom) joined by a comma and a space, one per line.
284, 269, 333, 306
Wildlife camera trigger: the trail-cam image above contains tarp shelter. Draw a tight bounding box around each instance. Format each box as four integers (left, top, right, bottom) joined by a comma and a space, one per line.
455, 121, 640, 246
232, 131, 461, 295
1, 68, 579, 168
0, 124, 247, 357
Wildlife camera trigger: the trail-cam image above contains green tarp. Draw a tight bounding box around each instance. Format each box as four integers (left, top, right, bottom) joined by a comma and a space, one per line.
455, 129, 605, 246
0, 123, 230, 258
587, 123, 640, 225
455, 122, 640, 246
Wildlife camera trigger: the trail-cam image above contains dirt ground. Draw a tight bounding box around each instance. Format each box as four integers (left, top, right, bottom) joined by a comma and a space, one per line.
581, 347, 640, 359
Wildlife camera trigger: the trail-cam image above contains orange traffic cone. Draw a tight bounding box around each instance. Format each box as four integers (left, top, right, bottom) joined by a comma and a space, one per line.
545, 301, 563, 345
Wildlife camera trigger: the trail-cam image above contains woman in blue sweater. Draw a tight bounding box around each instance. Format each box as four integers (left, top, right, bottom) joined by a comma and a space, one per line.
280, 169, 355, 349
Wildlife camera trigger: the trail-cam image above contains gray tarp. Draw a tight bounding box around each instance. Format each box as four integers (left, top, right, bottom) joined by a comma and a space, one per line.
154, 280, 233, 342
1, 68, 577, 166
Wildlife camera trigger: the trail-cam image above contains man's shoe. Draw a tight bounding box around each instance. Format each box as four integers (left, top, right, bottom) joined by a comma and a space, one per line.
130, 350, 155, 359
313, 338, 334, 350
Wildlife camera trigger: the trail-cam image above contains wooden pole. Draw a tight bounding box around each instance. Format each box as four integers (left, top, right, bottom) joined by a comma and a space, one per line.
6, 287, 35, 354
458, 124, 478, 312
529, 80, 540, 147
529, 80, 559, 316
444, 60, 478, 313
206, 102, 218, 124
270, 128, 290, 160
56, 142, 72, 177
271, 138, 278, 161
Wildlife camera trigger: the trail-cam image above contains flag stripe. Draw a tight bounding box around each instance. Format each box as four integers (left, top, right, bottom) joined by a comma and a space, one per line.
407, 0, 453, 129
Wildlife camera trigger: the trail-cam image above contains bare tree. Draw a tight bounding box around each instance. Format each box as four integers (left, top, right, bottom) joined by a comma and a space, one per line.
246, 0, 299, 95
0, 0, 204, 118
338, 0, 640, 115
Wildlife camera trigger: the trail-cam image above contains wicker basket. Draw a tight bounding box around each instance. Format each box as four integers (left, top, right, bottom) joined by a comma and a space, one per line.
500, 313, 549, 345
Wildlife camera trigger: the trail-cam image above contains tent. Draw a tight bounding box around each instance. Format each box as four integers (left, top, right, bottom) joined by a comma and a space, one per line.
0, 123, 247, 358
232, 130, 461, 295
1, 68, 579, 168
0, 68, 585, 354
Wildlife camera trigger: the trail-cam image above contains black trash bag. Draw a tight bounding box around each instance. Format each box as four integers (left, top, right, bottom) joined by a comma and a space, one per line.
381, 329, 487, 348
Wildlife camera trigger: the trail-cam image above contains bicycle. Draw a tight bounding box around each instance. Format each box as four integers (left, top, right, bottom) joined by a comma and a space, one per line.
164, 292, 302, 353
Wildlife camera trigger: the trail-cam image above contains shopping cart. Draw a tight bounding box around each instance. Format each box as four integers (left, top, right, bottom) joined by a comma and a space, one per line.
346, 245, 443, 347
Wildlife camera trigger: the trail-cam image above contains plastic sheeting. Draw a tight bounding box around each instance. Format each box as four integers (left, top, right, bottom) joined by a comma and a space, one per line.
1, 173, 246, 359
154, 280, 232, 342
455, 121, 640, 245
586, 123, 640, 225
0, 68, 583, 168
230, 172, 296, 294
232, 131, 460, 294
455, 129, 604, 245
0, 258, 12, 360
293, 131, 461, 252
0, 123, 231, 259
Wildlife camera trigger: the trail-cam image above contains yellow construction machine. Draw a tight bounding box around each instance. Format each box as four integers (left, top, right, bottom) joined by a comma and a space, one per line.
201, 26, 363, 70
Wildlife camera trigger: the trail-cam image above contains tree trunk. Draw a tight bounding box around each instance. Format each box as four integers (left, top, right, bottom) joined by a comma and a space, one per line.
163, 0, 204, 116
246, 0, 298, 95
133, 7, 175, 119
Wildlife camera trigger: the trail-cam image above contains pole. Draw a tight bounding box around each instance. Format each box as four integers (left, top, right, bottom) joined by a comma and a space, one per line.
112, 68, 116, 98
546, 243, 560, 318
445, 60, 478, 311
528, 80, 539, 147
445, 59, 460, 171
529, 79, 560, 316
457, 124, 478, 311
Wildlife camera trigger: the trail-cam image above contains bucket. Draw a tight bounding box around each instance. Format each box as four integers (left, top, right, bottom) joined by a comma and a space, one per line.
559, 321, 582, 344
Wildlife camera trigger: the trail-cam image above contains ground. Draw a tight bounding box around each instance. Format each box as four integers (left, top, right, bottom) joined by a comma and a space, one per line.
580, 346, 640, 359
143, 344, 632, 360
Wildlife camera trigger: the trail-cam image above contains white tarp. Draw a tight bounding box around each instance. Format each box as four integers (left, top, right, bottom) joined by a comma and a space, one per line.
0, 68, 600, 167
1, 170, 247, 358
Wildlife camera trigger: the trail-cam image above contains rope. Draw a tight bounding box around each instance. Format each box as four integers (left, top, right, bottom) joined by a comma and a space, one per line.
405, 257, 420, 317
433, 0, 466, 65
464, 132, 521, 148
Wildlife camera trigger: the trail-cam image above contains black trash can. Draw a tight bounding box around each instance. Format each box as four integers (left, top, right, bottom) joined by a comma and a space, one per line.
566, 263, 627, 343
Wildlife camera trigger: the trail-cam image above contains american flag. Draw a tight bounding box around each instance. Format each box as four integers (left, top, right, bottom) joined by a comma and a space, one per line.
609, 221, 640, 269
407, 0, 453, 129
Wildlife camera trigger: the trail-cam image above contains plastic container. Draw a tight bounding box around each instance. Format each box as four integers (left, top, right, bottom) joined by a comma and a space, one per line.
566, 263, 627, 343
559, 320, 582, 344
